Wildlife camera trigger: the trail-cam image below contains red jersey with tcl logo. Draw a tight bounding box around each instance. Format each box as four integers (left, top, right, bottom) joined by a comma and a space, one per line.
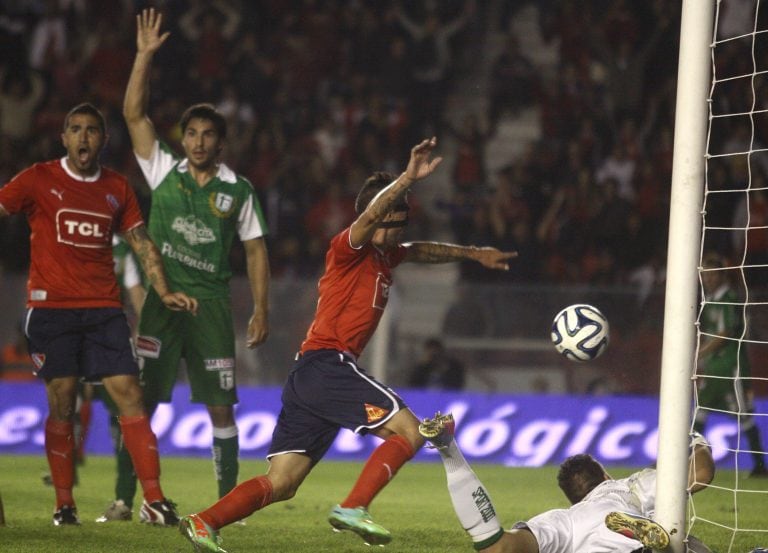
300, 227, 407, 358
0, 158, 144, 308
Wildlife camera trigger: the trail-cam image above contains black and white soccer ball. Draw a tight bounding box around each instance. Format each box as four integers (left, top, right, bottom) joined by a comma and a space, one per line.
551, 304, 609, 362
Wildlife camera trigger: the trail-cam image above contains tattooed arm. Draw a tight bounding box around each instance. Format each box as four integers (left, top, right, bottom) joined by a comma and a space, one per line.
123, 225, 198, 313
349, 137, 442, 248
404, 241, 517, 271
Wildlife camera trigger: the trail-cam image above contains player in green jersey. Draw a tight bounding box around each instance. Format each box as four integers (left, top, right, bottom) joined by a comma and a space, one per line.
695, 252, 766, 477
96, 8, 272, 521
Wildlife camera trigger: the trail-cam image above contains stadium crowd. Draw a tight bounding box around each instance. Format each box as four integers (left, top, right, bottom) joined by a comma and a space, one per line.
0, 0, 764, 287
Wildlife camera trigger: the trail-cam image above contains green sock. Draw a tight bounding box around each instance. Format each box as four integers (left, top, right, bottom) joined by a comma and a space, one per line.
212, 426, 239, 498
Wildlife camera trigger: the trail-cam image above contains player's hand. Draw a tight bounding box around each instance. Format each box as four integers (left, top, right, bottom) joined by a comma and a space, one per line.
404, 137, 443, 182
137, 8, 170, 55
473, 247, 518, 271
246, 310, 269, 348
161, 292, 198, 314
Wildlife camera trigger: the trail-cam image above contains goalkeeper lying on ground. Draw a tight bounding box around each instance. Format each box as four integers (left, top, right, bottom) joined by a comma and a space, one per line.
419, 413, 715, 553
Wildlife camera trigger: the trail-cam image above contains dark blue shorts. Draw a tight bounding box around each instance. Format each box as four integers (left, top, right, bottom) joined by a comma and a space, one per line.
267, 349, 407, 464
25, 307, 139, 382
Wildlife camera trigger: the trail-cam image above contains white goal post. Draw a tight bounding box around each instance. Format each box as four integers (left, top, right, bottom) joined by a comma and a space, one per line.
655, 2, 714, 553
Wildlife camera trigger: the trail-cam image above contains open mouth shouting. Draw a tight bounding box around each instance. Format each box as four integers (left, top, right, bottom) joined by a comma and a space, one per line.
77, 145, 91, 166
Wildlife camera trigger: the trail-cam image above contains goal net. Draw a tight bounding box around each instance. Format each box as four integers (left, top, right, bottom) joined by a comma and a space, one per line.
690, 0, 768, 550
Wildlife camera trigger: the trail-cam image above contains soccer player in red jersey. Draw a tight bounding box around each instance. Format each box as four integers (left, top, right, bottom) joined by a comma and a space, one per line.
0, 103, 197, 526
180, 137, 516, 552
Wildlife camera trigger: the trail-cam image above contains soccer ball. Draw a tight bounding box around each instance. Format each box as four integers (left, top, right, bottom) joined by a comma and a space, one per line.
551, 304, 609, 362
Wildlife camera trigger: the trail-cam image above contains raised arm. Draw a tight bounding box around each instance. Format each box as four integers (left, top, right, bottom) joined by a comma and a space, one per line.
349, 137, 442, 248
123, 8, 169, 160
242, 237, 270, 348
404, 242, 516, 271
123, 225, 197, 314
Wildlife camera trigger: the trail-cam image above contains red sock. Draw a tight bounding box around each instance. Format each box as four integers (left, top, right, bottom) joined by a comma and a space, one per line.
340, 435, 415, 509
45, 418, 75, 509
76, 399, 92, 462
199, 476, 273, 529
119, 415, 163, 503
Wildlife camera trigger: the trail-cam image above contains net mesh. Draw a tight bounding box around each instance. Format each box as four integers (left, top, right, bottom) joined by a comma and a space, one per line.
691, 1, 768, 550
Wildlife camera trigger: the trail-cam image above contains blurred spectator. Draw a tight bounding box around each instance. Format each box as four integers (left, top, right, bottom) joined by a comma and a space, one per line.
0, 68, 46, 163
395, 0, 474, 136
27, 0, 67, 74
228, 30, 277, 112
446, 112, 491, 192
487, 35, 537, 124
179, 0, 241, 82
732, 183, 768, 291
0, 324, 36, 382
591, 177, 632, 259
595, 143, 636, 203
216, 84, 256, 162
590, 2, 670, 124
84, 19, 133, 107
305, 180, 357, 265
408, 337, 466, 390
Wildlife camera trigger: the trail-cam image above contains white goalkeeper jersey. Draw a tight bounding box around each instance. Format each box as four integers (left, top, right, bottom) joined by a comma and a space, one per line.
518, 468, 657, 553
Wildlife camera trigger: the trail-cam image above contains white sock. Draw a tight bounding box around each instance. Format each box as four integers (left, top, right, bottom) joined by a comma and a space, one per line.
439, 440, 503, 546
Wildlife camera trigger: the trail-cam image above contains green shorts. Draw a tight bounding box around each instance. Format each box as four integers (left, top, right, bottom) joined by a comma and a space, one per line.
136, 289, 238, 406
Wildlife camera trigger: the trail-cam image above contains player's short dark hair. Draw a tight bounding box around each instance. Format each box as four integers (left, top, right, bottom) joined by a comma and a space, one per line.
355, 171, 406, 214
557, 454, 607, 504
64, 103, 106, 135
179, 103, 227, 138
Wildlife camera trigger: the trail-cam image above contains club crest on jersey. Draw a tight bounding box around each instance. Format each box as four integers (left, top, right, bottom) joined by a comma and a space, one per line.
57, 209, 112, 248
105, 194, 120, 212
31, 353, 46, 369
364, 403, 389, 423
371, 273, 392, 311
171, 215, 216, 245
209, 192, 236, 218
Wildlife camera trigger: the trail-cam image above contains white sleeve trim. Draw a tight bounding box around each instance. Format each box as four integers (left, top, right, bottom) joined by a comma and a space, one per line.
237, 194, 266, 241
134, 141, 178, 190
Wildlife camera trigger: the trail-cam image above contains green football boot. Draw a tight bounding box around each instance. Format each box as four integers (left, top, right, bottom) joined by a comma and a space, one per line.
179, 514, 228, 553
328, 505, 392, 546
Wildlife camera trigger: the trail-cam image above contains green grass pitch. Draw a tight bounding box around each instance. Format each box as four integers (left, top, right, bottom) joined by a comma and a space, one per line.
0, 455, 765, 552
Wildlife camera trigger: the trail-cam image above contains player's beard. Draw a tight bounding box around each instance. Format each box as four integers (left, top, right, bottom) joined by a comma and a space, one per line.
188, 150, 218, 173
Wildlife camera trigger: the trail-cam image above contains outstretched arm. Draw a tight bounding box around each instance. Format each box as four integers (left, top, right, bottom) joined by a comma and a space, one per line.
123, 225, 197, 313
124, 8, 169, 160
349, 137, 442, 248
404, 242, 516, 271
